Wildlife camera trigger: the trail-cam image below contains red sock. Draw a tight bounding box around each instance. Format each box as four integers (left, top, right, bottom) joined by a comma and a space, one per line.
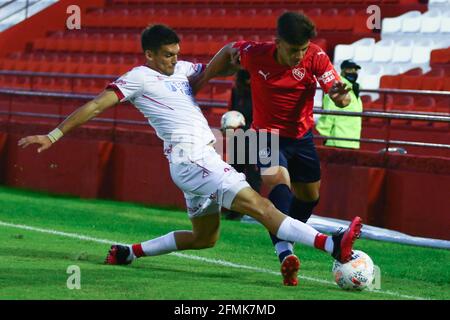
132, 244, 145, 258
314, 233, 328, 252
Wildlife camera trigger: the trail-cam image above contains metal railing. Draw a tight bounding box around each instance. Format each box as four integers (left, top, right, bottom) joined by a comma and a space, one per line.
0, 86, 449, 153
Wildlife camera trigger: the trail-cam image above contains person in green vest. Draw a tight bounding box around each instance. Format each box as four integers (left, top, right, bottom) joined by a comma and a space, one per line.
316, 59, 363, 149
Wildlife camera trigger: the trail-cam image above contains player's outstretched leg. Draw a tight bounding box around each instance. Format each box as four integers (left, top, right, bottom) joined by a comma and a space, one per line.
105, 214, 220, 265
230, 187, 363, 270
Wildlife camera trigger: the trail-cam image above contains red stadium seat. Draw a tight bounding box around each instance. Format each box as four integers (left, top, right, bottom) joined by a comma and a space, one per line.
353, 9, 371, 34
430, 47, 450, 65
317, 9, 338, 31
193, 34, 213, 56
180, 34, 198, 56
252, 9, 274, 29
433, 98, 450, 129
306, 8, 322, 28
225, 9, 248, 30
399, 68, 423, 90
410, 97, 436, 127
443, 76, 450, 91
335, 9, 356, 32
212, 85, 232, 103
421, 68, 445, 91
380, 75, 402, 89
367, 94, 394, 125
389, 95, 415, 126
83, 8, 106, 28
190, 8, 211, 29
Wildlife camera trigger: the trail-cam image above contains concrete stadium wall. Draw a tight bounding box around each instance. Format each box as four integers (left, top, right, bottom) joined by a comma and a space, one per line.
0, 122, 449, 240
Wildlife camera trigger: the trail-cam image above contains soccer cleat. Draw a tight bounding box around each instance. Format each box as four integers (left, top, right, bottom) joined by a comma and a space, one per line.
105, 245, 133, 265
280, 254, 300, 286
332, 216, 363, 263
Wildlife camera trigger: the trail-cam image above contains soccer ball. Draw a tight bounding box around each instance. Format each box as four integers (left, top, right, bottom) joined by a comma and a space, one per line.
220, 111, 246, 130
332, 250, 374, 291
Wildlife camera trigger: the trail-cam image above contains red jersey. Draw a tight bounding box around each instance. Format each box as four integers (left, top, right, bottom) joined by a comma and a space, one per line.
233, 41, 340, 139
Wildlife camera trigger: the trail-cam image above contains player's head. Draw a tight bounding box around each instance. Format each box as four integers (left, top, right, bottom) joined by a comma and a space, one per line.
275, 12, 317, 67
340, 59, 361, 83
141, 24, 180, 76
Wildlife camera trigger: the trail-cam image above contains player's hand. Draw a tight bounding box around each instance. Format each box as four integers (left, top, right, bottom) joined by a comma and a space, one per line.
17, 135, 53, 153
329, 81, 351, 108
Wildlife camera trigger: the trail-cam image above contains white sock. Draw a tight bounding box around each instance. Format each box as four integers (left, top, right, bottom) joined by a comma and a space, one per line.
274, 241, 294, 256
276, 217, 319, 247
325, 237, 334, 254
127, 245, 136, 262
136, 232, 178, 257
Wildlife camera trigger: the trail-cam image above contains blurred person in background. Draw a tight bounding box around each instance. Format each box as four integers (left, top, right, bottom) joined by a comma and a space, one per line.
316, 59, 363, 149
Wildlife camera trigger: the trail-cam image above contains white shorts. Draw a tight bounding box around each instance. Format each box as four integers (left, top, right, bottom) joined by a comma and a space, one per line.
169, 145, 250, 218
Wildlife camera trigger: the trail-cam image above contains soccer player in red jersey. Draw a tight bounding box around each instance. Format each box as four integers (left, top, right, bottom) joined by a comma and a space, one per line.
195, 12, 353, 286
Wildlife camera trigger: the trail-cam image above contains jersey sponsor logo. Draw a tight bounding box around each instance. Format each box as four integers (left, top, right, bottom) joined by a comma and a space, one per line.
292, 68, 306, 81
317, 69, 336, 84
164, 81, 193, 96
258, 70, 270, 80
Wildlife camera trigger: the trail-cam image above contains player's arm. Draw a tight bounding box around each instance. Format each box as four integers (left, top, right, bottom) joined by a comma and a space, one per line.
190, 43, 241, 94
17, 90, 119, 153
315, 51, 351, 108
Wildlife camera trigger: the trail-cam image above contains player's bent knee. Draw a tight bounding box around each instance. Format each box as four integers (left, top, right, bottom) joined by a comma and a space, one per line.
192, 235, 219, 249
193, 239, 217, 249
252, 198, 276, 221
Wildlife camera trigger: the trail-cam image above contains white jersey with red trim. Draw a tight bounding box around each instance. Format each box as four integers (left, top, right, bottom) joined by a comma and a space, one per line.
107, 61, 216, 159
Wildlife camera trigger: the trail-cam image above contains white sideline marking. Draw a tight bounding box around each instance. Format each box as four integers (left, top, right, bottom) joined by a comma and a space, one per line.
0, 220, 429, 300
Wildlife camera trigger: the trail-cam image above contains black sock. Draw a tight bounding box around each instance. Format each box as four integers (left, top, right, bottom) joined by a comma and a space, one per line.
289, 197, 320, 223
268, 184, 294, 261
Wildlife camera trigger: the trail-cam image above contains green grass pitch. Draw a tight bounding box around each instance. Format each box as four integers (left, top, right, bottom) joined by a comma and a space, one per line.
0, 186, 448, 300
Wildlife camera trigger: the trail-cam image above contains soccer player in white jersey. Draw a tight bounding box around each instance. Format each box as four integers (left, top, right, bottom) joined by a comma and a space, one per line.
18, 25, 362, 281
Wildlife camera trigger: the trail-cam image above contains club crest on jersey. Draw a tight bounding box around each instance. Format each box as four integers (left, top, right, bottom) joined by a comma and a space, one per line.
292, 68, 306, 81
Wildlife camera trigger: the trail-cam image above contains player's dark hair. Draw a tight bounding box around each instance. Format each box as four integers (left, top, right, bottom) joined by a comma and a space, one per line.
141, 24, 180, 52
277, 12, 317, 45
